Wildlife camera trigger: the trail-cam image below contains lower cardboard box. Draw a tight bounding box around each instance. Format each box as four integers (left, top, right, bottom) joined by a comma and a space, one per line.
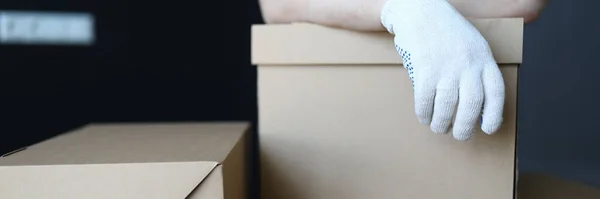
0, 122, 251, 199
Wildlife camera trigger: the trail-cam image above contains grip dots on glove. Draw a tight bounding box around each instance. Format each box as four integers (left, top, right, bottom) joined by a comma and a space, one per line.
396, 45, 415, 88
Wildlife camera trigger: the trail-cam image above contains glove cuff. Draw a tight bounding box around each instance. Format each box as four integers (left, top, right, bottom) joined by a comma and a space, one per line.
380, 0, 451, 35
380, 0, 398, 34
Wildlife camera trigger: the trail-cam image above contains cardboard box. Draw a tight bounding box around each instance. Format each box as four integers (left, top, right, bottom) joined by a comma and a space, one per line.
518, 173, 600, 199
252, 18, 522, 199
0, 122, 251, 199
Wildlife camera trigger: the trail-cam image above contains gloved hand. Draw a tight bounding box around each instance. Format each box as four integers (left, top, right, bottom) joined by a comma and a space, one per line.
380, 0, 505, 140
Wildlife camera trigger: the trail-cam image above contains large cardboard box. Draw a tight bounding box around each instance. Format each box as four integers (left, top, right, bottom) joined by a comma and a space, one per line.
252, 18, 522, 199
0, 122, 251, 199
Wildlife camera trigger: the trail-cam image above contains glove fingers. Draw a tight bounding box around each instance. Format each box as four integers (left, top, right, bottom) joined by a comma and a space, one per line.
453, 70, 484, 141
430, 78, 459, 134
413, 80, 436, 125
481, 63, 506, 134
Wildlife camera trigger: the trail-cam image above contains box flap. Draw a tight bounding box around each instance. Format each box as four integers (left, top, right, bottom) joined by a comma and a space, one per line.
188, 165, 226, 199
252, 18, 523, 65
0, 122, 250, 166
0, 161, 217, 199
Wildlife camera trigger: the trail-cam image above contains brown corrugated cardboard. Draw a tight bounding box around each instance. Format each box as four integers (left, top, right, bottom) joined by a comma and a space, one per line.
0, 122, 251, 199
518, 174, 600, 199
252, 18, 523, 199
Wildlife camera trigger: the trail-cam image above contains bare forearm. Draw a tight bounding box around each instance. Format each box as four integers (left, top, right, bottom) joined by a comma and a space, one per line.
259, 0, 546, 31
258, 0, 388, 31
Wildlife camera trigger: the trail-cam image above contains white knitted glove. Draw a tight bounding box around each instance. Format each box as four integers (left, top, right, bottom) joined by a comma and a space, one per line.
381, 0, 505, 140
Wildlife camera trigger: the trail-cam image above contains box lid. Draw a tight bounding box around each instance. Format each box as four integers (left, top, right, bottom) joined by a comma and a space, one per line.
252, 18, 523, 65
0, 122, 250, 199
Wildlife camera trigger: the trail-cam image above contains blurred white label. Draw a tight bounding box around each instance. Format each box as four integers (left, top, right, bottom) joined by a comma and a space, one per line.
0, 11, 94, 45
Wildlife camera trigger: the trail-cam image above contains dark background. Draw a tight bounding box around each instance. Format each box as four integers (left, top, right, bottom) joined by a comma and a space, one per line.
518, 0, 600, 187
0, 0, 262, 157
0, 0, 598, 197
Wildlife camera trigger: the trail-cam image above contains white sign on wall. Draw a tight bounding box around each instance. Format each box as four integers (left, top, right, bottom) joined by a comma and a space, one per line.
0, 11, 94, 45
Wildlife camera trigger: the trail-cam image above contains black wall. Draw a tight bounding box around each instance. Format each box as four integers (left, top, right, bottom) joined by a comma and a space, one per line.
0, 0, 95, 156
0, 0, 262, 150
518, 0, 600, 188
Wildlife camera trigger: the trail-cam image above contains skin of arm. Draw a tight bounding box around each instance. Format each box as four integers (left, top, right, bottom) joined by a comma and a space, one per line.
258, 0, 549, 31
